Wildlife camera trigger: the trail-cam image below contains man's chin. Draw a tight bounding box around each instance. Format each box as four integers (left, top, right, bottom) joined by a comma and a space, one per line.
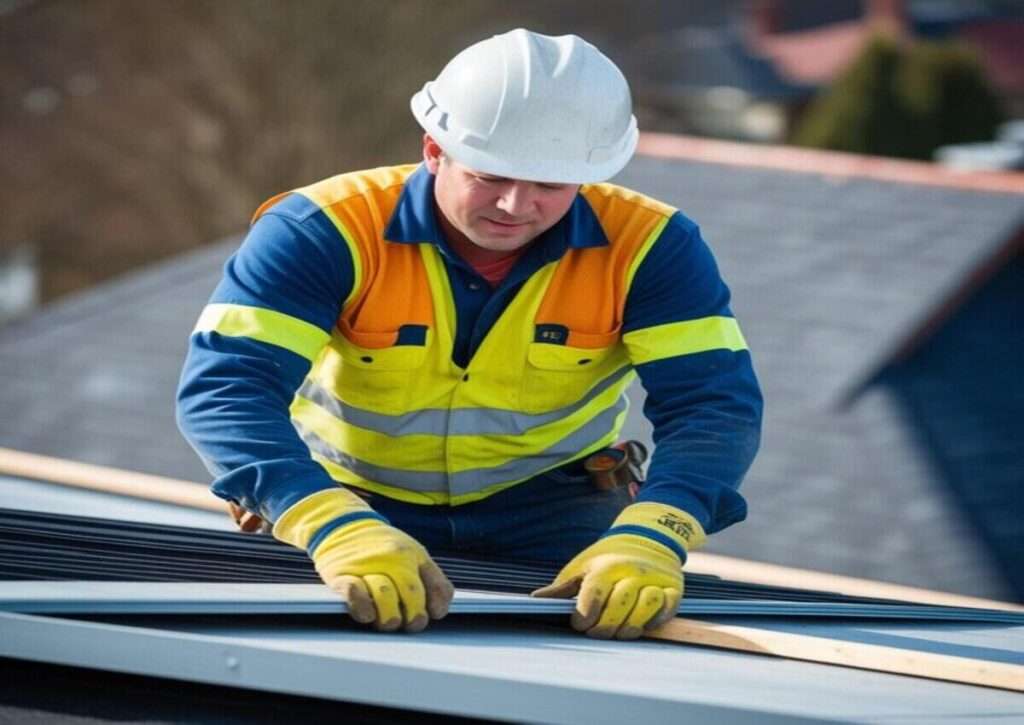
468, 232, 535, 252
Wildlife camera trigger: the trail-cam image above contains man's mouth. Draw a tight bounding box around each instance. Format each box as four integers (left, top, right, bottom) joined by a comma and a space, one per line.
485, 218, 529, 228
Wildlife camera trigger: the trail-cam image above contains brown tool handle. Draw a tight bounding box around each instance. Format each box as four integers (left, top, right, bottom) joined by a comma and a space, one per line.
228, 502, 272, 533
584, 451, 631, 491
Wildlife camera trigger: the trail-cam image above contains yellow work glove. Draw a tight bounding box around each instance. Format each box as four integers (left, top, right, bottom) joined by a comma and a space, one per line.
532, 502, 706, 640
273, 487, 454, 632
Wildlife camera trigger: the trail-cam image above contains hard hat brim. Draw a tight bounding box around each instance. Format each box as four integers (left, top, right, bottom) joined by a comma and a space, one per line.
411, 84, 638, 185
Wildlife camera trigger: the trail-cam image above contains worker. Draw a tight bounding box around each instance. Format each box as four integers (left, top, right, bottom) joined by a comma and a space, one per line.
177, 29, 762, 639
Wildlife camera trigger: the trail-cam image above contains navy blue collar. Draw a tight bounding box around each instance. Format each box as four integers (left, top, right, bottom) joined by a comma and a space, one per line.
383, 164, 609, 259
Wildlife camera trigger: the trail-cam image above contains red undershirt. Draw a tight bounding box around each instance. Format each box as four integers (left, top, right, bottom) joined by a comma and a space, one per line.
446, 233, 528, 287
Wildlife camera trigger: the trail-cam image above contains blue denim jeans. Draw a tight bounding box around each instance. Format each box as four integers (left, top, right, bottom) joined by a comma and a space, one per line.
359, 464, 633, 567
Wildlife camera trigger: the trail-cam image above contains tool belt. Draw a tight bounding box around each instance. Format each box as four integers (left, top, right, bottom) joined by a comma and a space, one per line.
583, 440, 648, 498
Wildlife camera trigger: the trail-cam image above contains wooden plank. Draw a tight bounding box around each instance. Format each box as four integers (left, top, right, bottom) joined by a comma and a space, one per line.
647, 618, 1024, 693
0, 447, 224, 513
687, 553, 1024, 613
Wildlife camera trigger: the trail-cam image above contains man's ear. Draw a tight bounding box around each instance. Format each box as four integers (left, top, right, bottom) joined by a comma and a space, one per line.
422, 134, 443, 174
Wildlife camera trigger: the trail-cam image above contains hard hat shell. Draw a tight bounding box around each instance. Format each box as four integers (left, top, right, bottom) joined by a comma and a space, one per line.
411, 28, 638, 184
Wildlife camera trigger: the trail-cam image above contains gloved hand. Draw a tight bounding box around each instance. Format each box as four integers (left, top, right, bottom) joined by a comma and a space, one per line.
273, 487, 454, 632
531, 502, 705, 640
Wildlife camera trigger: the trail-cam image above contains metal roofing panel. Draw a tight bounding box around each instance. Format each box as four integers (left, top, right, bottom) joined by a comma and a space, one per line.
3, 581, 1022, 624
0, 611, 820, 725
3, 611, 1022, 724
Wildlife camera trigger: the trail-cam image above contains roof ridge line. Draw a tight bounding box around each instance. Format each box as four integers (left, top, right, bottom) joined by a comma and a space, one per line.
637, 132, 1024, 195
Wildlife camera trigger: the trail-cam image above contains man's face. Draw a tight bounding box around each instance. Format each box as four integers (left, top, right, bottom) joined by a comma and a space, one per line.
423, 136, 580, 253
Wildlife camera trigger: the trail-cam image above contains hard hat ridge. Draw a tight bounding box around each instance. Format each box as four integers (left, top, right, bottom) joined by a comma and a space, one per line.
411, 28, 638, 184
520, 29, 578, 88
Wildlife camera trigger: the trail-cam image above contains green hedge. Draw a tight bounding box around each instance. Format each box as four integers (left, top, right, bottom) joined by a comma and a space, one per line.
791, 34, 1005, 160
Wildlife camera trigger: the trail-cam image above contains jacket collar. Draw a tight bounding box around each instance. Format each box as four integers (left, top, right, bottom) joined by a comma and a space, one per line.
383, 164, 609, 258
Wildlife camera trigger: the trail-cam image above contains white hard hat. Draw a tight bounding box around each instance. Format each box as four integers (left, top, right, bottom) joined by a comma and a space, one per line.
411, 28, 638, 184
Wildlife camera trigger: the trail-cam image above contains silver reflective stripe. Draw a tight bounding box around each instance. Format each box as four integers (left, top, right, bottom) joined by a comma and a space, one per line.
295, 395, 629, 497
295, 422, 449, 492
448, 366, 633, 435
298, 380, 449, 436
448, 395, 629, 496
297, 364, 634, 438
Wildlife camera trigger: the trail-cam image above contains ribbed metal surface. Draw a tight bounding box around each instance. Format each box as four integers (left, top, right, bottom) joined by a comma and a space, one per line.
3, 508, 1021, 624
5, 582, 1024, 623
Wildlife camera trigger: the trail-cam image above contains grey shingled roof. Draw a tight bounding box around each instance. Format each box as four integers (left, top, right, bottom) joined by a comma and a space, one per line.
1, 153, 1020, 600
0, 241, 231, 483
614, 157, 1023, 601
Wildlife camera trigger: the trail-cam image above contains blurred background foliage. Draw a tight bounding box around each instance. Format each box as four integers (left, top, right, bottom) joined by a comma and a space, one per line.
0, 0, 1018, 306
0, 0, 727, 302
792, 34, 1005, 159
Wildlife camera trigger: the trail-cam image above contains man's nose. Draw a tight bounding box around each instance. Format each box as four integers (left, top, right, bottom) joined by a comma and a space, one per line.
496, 182, 534, 217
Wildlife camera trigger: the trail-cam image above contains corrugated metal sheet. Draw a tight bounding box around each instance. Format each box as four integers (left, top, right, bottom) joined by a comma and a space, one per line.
4, 581, 1022, 623
5, 507, 1022, 624
1, 487, 1022, 720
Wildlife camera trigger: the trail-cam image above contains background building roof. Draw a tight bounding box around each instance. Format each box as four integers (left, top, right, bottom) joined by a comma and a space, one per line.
1, 137, 1021, 600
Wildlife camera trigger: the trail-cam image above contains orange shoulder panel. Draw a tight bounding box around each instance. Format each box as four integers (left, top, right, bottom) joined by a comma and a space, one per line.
535, 184, 675, 347
298, 165, 433, 346
343, 241, 434, 347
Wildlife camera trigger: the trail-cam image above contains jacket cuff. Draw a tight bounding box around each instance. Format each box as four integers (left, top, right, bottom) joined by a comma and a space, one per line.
271, 487, 386, 552
601, 502, 707, 564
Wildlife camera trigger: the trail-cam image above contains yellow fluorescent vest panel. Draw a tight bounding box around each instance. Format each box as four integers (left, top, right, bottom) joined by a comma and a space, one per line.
257, 166, 678, 505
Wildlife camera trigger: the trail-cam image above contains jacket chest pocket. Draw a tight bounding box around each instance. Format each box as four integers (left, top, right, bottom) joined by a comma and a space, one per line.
519, 329, 624, 415
333, 324, 429, 414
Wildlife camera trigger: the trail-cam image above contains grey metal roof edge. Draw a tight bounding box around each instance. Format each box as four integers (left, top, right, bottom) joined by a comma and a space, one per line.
0, 611, 819, 725
837, 211, 1024, 407
0, 234, 241, 346
3, 582, 1022, 624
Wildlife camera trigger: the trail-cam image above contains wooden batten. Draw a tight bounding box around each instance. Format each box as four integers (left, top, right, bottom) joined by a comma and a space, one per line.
0, 447, 224, 513
648, 618, 1024, 693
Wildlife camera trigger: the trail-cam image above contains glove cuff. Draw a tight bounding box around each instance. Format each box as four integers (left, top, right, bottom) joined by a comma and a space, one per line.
272, 487, 387, 553
602, 502, 706, 564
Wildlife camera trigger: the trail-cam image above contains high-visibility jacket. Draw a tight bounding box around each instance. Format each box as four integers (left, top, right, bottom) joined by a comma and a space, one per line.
178, 164, 762, 531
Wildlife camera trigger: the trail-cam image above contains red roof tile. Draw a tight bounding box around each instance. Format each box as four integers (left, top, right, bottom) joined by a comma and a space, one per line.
637, 132, 1024, 194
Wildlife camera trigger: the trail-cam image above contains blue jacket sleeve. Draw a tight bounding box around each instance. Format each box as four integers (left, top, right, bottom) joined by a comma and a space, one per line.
622, 212, 763, 535
176, 198, 355, 522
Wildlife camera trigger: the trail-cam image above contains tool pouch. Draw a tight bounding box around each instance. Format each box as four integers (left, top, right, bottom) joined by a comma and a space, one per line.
583, 440, 648, 497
